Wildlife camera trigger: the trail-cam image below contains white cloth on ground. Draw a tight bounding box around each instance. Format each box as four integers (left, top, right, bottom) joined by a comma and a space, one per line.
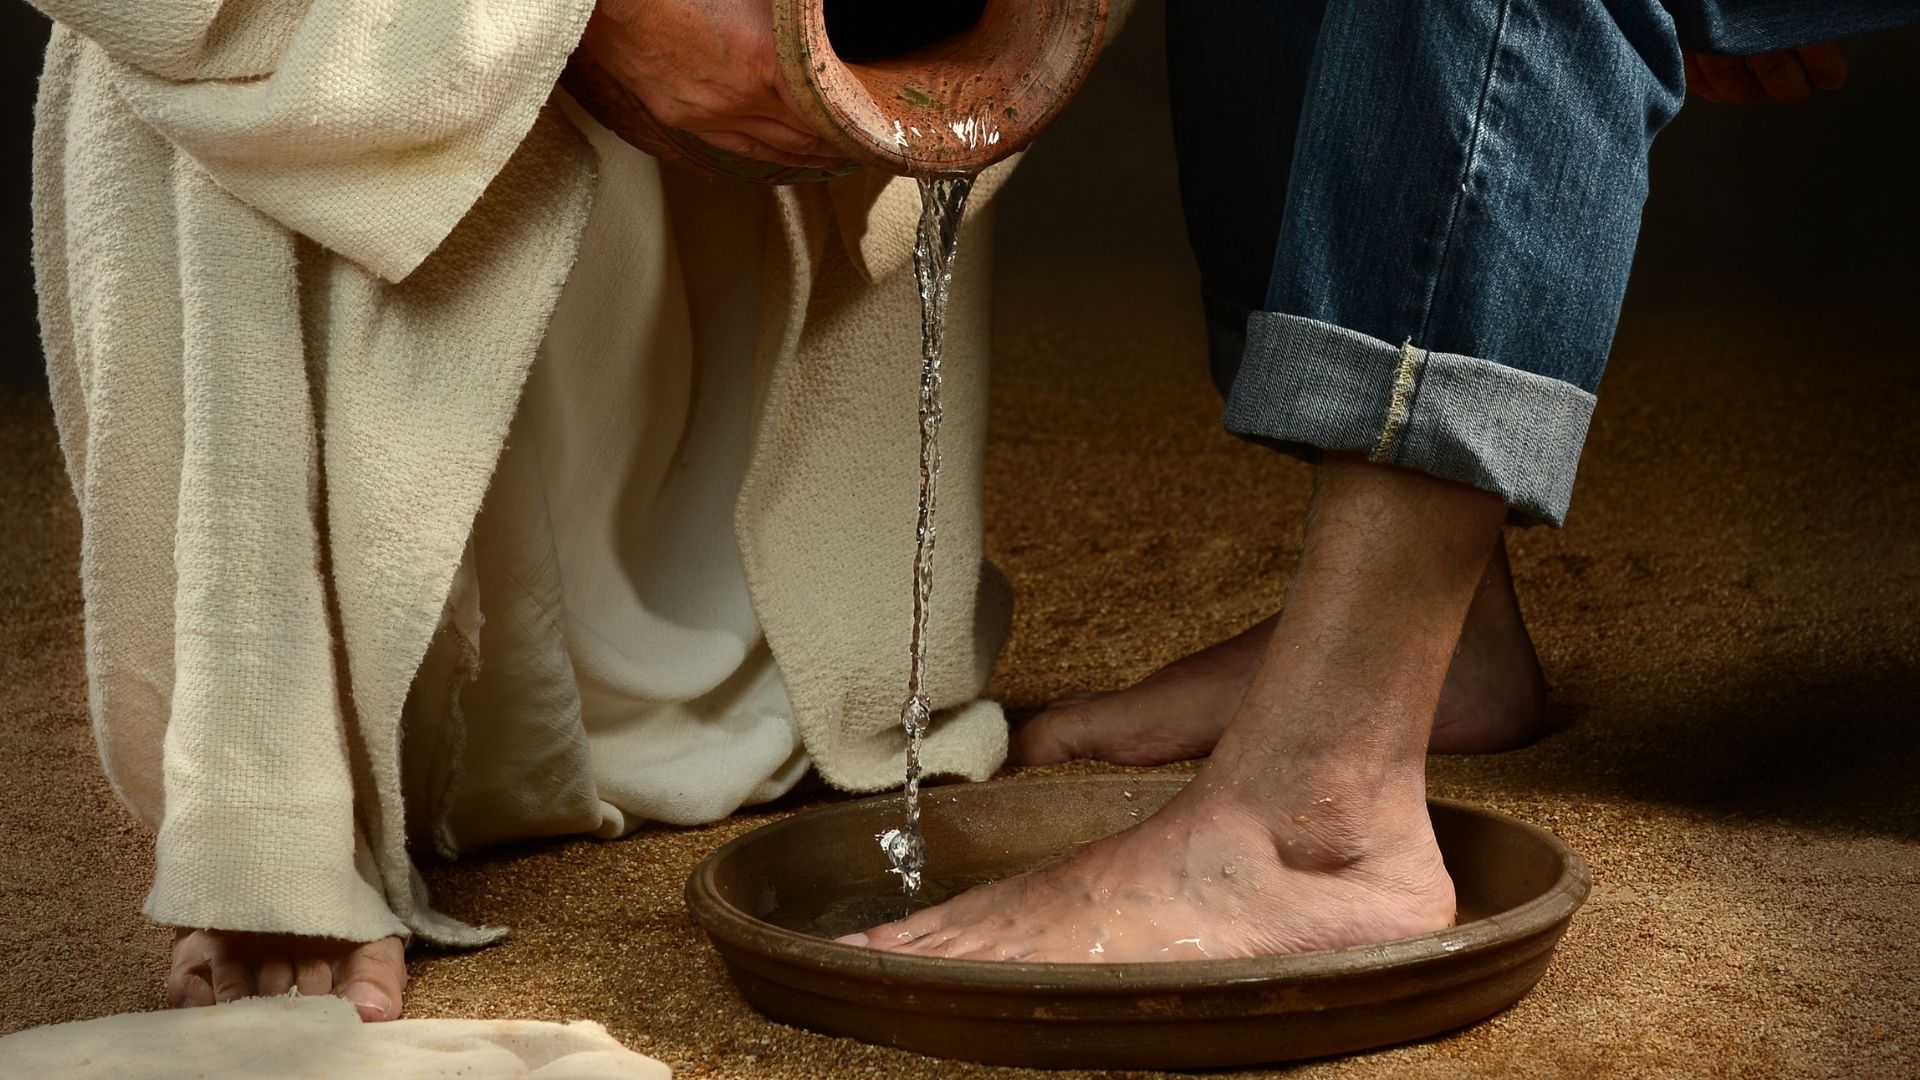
0, 995, 670, 1079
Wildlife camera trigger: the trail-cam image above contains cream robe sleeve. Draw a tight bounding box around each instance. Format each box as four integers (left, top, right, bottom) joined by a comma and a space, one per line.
33, 1, 598, 945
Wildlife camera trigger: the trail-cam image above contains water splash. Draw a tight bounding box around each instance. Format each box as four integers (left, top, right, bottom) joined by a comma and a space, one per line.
879, 173, 976, 896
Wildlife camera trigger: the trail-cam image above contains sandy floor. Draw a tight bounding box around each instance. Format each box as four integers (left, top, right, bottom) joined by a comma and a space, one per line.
5, 12, 1919, 1079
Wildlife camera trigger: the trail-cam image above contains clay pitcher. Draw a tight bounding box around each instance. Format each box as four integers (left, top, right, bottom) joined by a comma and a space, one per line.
563, 0, 1112, 183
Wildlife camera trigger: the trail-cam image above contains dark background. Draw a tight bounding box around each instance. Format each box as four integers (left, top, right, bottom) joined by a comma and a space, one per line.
2, 5, 1916, 387
3, 4, 48, 386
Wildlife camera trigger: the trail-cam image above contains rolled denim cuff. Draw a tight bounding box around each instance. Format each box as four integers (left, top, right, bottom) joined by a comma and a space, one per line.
1224, 312, 1597, 526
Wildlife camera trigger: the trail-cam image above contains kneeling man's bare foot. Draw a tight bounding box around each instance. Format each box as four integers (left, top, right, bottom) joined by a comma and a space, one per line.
846, 772, 1453, 961
166, 930, 407, 1021
1011, 538, 1546, 766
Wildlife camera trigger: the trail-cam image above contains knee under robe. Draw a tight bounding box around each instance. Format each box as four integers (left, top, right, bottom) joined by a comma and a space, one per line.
31, 0, 1014, 945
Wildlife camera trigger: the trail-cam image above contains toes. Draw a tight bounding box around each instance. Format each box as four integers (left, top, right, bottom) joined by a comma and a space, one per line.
165, 968, 215, 1008
950, 937, 1040, 962
1009, 704, 1100, 765
338, 980, 398, 1023
184, 972, 216, 1007
209, 958, 255, 1004
897, 926, 970, 956
255, 958, 295, 998
334, 938, 407, 1022
858, 905, 953, 952
1015, 697, 1222, 767
1046, 691, 1103, 710
907, 918, 1047, 962
923, 926, 1014, 959
166, 934, 211, 1008
295, 957, 333, 997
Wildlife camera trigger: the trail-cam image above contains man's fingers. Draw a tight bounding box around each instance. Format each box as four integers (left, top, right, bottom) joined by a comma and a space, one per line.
1693, 45, 1846, 106
695, 129, 840, 169
1683, 54, 1723, 101
736, 77, 844, 159
769, 75, 835, 141
1795, 44, 1849, 92
732, 115, 839, 159
1694, 52, 1767, 105
1745, 51, 1812, 104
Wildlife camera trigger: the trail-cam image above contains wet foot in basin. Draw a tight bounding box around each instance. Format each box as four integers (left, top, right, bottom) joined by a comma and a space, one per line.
1010, 536, 1547, 766
166, 930, 407, 1020
848, 458, 1506, 963
843, 768, 1454, 961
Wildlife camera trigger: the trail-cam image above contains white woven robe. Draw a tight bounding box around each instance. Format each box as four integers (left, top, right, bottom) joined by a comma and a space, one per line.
32, 0, 1013, 946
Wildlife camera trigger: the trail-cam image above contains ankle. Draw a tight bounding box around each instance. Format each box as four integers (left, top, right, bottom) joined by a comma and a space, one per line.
1190, 760, 1432, 872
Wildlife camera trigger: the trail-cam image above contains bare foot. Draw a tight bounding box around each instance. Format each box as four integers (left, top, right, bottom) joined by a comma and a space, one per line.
1011, 538, 1546, 765
845, 773, 1454, 962
855, 458, 1505, 964
166, 930, 407, 1021
1430, 541, 1549, 754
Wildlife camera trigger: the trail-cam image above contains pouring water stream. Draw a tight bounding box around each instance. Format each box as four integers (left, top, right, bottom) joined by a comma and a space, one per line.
877, 173, 976, 896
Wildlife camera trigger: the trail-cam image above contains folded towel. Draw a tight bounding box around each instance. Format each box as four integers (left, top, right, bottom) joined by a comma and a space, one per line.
0, 996, 670, 1079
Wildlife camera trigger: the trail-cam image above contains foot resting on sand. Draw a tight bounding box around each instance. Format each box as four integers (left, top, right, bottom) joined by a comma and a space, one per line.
166, 930, 407, 1021
849, 457, 1506, 962
1011, 536, 1547, 766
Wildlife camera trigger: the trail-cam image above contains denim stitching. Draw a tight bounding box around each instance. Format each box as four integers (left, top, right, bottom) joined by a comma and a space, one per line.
1371, 340, 1426, 462
1413, 0, 1511, 345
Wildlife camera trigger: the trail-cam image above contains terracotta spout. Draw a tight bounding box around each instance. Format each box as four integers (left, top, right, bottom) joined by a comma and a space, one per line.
565, 0, 1111, 183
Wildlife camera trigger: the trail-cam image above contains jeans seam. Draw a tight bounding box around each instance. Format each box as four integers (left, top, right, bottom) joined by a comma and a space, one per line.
1231, 312, 1596, 526
1394, 0, 1513, 462
1370, 340, 1426, 462
1415, 0, 1511, 347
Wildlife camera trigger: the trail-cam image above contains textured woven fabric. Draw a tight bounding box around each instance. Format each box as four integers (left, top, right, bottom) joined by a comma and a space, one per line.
0, 995, 670, 1079
32, 0, 1012, 946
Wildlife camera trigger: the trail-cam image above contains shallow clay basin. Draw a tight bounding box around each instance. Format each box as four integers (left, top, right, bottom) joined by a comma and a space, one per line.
686, 774, 1589, 1069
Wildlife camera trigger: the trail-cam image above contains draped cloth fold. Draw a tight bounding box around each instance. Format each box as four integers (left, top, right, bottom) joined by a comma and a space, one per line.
33, 0, 1012, 945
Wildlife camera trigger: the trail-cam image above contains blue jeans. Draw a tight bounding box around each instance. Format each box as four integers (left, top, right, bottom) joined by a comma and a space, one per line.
1169, 0, 1920, 524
